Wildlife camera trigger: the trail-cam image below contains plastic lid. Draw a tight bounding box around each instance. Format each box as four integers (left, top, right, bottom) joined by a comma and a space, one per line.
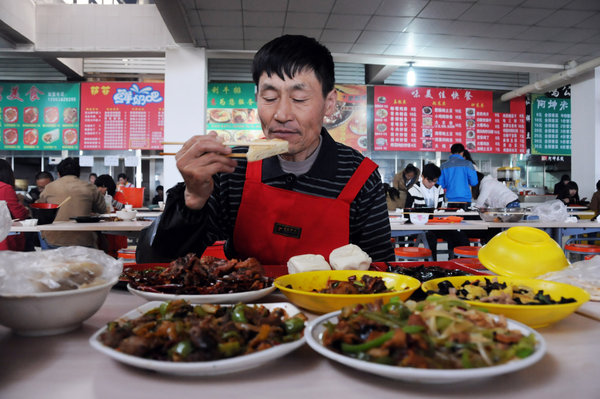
478, 226, 569, 278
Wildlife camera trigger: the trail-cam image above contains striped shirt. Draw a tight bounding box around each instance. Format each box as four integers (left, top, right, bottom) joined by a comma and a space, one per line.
149, 129, 394, 262
407, 182, 445, 208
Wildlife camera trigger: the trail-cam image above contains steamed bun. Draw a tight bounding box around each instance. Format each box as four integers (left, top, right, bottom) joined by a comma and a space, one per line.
287, 254, 331, 274
329, 244, 372, 271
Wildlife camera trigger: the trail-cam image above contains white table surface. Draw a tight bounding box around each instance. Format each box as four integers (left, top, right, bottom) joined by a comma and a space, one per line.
10, 219, 153, 233
0, 289, 598, 399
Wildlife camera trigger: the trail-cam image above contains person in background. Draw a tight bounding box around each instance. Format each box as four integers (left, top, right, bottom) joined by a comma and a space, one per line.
406, 163, 468, 260
89, 173, 97, 185
392, 163, 419, 208
472, 172, 520, 209
117, 173, 134, 188
383, 183, 402, 211
24, 171, 54, 206
95, 174, 124, 211
462, 149, 479, 170
152, 185, 164, 205
554, 174, 570, 197
137, 34, 394, 264
438, 143, 478, 208
0, 159, 30, 251
590, 180, 600, 218
38, 158, 106, 248
557, 181, 583, 205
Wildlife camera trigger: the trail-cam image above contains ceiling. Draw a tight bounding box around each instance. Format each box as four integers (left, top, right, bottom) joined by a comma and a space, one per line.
156, 0, 600, 71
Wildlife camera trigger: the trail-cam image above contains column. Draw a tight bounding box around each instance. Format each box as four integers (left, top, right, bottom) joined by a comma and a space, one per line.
163, 45, 207, 191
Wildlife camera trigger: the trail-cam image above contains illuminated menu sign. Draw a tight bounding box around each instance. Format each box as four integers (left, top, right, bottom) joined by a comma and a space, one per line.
373, 86, 526, 153
0, 83, 80, 151
531, 92, 571, 156
80, 82, 164, 150
323, 85, 368, 152
206, 83, 262, 142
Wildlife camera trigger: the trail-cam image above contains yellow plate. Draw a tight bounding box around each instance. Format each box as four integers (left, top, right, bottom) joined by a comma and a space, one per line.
422, 275, 590, 328
274, 270, 421, 314
478, 226, 569, 278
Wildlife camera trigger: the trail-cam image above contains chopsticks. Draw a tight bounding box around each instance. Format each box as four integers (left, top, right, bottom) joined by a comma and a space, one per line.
159, 152, 246, 157
161, 141, 276, 147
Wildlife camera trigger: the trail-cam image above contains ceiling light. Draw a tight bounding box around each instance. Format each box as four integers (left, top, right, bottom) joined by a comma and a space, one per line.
406, 62, 416, 87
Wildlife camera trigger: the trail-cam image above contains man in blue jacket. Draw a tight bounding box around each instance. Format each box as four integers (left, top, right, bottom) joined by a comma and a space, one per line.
438, 143, 478, 207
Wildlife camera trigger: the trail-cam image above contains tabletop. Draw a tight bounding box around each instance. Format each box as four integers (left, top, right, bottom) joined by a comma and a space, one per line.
10, 219, 153, 233
0, 289, 598, 399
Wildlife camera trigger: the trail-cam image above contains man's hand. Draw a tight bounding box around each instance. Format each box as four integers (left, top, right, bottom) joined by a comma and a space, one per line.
175, 132, 237, 210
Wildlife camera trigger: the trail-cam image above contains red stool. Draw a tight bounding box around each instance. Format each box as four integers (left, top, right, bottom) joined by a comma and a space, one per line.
453, 245, 481, 258
394, 246, 433, 261
564, 243, 600, 262
468, 238, 482, 246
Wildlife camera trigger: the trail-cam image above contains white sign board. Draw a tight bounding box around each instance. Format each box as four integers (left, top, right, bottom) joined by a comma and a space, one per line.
79, 155, 94, 167
124, 156, 139, 167
104, 156, 119, 167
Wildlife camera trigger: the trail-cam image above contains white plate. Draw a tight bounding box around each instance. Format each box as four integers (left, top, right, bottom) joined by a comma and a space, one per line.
89, 301, 306, 376
127, 284, 275, 304
306, 311, 546, 384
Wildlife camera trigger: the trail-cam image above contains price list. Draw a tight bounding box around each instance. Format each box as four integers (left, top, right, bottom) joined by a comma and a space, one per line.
80, 82, 164, 150
531, 93, 571, 155
373, 86, 526, 153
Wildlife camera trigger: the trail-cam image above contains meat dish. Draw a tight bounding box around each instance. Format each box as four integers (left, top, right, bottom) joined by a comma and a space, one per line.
313, 275, 389, 295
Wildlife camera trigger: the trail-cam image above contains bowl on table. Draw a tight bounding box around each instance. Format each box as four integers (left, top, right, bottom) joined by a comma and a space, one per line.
409, 213, 430, 225
29, 203, 59, 225
20, 219, 38, 226
478, 207, 526, 223
273, 270, 421, 314
421, 275, 590, 328
115, 209, 137, 221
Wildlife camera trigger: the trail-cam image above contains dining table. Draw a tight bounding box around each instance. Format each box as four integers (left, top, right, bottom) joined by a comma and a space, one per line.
0, 288, 598, 399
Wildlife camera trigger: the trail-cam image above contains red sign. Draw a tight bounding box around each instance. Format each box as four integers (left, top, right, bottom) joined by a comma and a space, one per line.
80, 82, 164, 150
373, 86, 526, 153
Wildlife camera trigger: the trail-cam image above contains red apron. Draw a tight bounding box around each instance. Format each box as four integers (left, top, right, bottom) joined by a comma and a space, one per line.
233, 158, 377, 265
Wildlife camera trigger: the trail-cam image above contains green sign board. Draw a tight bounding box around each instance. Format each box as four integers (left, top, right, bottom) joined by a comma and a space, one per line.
0, 82, 80, 151
206, 83, 262, 142
531, 93, 571, 156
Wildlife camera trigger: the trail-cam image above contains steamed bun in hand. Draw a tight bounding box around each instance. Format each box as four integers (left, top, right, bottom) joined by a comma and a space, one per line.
287, 254, 331, 274
329, 244, 372, 271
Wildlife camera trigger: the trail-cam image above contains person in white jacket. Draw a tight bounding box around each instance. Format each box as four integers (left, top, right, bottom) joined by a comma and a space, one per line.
473, 172, 519, 209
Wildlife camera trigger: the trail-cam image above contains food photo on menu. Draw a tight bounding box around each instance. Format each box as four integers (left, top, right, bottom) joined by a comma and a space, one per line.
44, 106, 59, 124
63, 107, 78, 124
62, 128, 78, 146
42, 128, 59, 144
3, 107, 18, 123
23, 107, 39, 124
3, 128, 18, 145
23, 128, 38, 146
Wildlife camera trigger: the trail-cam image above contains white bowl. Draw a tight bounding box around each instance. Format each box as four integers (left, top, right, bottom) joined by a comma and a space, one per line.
20, 219, 38, 226
116, 209, 137, 221
0, 277, 117, 336
409, 212, 430, 225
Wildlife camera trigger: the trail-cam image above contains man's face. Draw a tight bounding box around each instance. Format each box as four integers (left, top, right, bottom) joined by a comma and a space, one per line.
36, 178, 51, 192
256, 69, 336, 162
97, 186, 107, 195
404, 171, 416, 181
422, 176, 438, 189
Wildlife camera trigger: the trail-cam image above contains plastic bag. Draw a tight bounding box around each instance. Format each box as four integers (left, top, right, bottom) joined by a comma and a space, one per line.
0, 246, 123, 294
539, 256, 600, 300
0, 200, 10, 243
531, 199, 569, 222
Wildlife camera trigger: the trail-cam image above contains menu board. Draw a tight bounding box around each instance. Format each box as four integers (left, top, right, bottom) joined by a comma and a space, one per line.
0, 83, 80, 151
206, 83, 262, 142
323, 85, 368, 152
530, 92, 571, 156
373, 86, 526, 153
80, 82, 164, 150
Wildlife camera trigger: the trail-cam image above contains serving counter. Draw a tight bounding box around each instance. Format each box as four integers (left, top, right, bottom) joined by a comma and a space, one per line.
1, 289, 598, 399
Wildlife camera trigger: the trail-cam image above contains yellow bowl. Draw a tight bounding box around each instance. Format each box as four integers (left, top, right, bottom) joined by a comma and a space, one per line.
421, 276, 590, 328
478, 226, 569, 278
274, 270, 421, 314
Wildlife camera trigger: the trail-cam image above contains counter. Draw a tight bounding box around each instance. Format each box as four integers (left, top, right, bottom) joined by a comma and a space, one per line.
1, 289, 598, 399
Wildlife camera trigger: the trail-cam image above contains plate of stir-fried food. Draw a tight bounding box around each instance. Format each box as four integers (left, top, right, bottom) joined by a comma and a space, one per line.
90, 300, 307, 376
124, 255, 275, 304
305, 296, 545, 383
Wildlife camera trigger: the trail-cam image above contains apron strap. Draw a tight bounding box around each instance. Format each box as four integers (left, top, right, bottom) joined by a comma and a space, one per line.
337, 157, 378, 204
246, 160, 262, 182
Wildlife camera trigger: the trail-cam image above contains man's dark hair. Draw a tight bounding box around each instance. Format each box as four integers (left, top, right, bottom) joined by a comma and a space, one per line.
596, 179, 600, 191
566, 181, 578, 191
117, 173, 128, 181
57, 157, 80, 177
0, 158, 15, 187
252, 35, 335, 98
422, 163, 441, 181
450, 143, 465, 154
560, 174, 570, 183
404, 164, 418, 176
35, 171, 54, 181
156, 185, 164, 192
95, 174, 117, 197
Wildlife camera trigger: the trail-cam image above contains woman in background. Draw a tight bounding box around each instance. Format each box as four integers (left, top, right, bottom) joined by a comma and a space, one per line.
95, 174, 124, 211
590, 180, 600, 218
392, 164, 419, 208
0, 159, 29, 251
557, 181, 583, 205
554, 174, 570, 197
472, 172, 520, 209
383, 183, 403, 211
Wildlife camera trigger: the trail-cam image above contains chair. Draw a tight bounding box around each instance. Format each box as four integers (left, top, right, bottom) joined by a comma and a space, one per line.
564, 241, 600, 262
453, 245, 481, 259
468, 237, 482, 246
394, 246, 433, 262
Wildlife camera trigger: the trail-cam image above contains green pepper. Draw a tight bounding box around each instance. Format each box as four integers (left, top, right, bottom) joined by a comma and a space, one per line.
222, 330, 241, 340
402, 325, 424, 334
461, 350, 472, 368
341, 330, 394, 353
169, 340, 192, 359
159, 302, 169, 317
232, 304, 248, 323
218, 341, 242, 357
194, 305, 208, 317
284, 317, 305, 334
